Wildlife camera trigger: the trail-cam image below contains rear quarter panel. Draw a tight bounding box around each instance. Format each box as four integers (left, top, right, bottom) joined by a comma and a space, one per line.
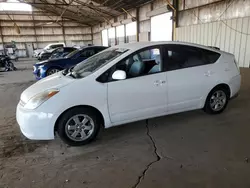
201, 52, 241, 106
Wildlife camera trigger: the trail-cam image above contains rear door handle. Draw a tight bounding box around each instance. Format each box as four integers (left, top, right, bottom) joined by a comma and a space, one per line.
204, 71, 214, 77
160, 80, 166, 84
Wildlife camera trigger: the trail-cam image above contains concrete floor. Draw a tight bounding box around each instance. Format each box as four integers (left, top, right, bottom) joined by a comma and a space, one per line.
0, 59, 250, 188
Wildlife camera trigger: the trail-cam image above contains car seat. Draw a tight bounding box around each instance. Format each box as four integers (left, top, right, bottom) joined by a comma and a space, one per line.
128, 54, 145, 77
149, 55, 161, 74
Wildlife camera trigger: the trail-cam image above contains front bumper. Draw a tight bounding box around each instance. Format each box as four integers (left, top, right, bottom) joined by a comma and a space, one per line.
33, 65, 46, 80
16, 103, 57, 140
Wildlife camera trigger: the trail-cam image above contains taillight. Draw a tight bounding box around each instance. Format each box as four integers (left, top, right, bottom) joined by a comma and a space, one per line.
234, 59, 240, 71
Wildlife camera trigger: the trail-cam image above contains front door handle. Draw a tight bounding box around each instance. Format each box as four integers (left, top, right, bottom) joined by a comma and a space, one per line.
154, 80, 166, 86
154, 80, 160, 86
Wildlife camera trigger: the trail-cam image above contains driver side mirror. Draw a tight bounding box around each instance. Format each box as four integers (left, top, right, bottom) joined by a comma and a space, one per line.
112, 70, 126, 80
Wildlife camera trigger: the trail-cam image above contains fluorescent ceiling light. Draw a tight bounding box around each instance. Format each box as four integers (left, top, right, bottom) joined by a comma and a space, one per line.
0, 0, 32, 12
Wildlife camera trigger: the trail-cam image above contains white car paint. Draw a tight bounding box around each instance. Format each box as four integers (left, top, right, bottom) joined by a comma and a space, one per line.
16, 41, 241, 141
33, 43, 66, 57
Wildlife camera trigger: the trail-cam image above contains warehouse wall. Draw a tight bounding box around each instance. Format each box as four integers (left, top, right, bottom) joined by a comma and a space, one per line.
177, 0, 250, 68
92, 0, 168, 46
0, 8, 92, 57
92, 0, 250, 68
176, 16, 250, 68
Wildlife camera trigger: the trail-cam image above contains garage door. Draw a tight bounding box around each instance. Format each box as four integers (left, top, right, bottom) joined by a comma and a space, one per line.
102, 29, 108, 47
151, 12, 172, 42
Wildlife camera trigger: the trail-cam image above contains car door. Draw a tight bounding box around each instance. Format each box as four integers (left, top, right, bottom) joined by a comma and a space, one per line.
163, 44, 216, 113
107, 46, 168, 124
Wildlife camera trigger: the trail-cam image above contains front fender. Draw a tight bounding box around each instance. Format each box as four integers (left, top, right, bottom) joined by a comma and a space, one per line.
40, 77, 112, 129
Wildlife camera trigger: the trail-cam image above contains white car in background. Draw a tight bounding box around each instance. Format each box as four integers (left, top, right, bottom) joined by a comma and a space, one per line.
33, 43, 65, 58
16, 42, 241, 146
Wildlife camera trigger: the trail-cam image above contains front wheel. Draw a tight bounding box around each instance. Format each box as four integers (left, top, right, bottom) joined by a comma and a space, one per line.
46, 68, 60, 76
204, 87, 229, 114
57, 107, 101, 146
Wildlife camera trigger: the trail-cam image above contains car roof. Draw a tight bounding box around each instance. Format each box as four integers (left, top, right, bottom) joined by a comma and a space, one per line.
79, 46, 107, 50
49, 43, 65, 45
63, 47, 76, 49
109, 41, 223, 54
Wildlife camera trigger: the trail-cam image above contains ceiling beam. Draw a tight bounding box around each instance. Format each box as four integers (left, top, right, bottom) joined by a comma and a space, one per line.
31, 4, 94, 25
8, 1, 79, 6
37, 0, 104, 24
0, 19, 82, 23
73, 0, 116, 17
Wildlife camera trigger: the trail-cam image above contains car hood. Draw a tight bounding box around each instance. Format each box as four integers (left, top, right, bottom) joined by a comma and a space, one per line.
34, 49, 43, 53
45, 49, 55, 53
40, 51, 50, 55
20, 72, 74, 103
35, 58, 66, 66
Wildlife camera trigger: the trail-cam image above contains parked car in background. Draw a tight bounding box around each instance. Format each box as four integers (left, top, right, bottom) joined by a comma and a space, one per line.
50, 47, 77, 59
0, 54, 16, 71
17, 42, 241, 146
33, 43, 65, 58
4, 43, 19, 61
33, 46, 107, 80
38, 47, 76, 61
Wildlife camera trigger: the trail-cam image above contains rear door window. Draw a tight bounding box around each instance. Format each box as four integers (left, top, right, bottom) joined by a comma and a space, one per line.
163, 45, 221, 71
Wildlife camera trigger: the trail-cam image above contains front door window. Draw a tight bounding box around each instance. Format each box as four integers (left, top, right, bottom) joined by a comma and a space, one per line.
112, 47, 162, 80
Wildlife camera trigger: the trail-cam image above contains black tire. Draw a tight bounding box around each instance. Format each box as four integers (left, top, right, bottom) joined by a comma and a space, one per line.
204, 87, 229, 114
57, 107, 101, 146
8, 62, 16, 71
46, 68, 61, 76
4, 61, 12, 71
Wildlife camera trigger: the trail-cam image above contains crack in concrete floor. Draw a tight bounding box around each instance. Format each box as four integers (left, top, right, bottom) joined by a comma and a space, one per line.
132, 120, 162, 188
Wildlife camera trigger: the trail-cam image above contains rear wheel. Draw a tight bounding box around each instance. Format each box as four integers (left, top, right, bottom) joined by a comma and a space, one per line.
204, 87, 229, 114
57, 107, 101, 146
46, 68, 60, 76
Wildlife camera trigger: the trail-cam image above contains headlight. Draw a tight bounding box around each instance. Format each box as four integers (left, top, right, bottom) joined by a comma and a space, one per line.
24, 89, 59, 110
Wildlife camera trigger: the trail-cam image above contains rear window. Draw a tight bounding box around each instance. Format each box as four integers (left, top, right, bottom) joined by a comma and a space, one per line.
51, 44, 64, 49
203, 50, 221, 64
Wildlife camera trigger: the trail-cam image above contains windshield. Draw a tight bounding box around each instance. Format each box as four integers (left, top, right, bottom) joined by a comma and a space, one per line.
44, 45, 51, 50
65, 49, 79, 58
72, 48, 128, 78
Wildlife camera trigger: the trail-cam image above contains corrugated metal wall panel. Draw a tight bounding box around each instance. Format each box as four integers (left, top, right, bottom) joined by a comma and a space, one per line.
243, 19, 250, 68
239, 17, 248, 67
36, 35, 64, 41
177, 17, 250, 68
179, 0, 250, 27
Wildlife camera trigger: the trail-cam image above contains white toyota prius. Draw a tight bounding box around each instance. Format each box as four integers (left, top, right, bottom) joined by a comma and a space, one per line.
16, 42, 241, 146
